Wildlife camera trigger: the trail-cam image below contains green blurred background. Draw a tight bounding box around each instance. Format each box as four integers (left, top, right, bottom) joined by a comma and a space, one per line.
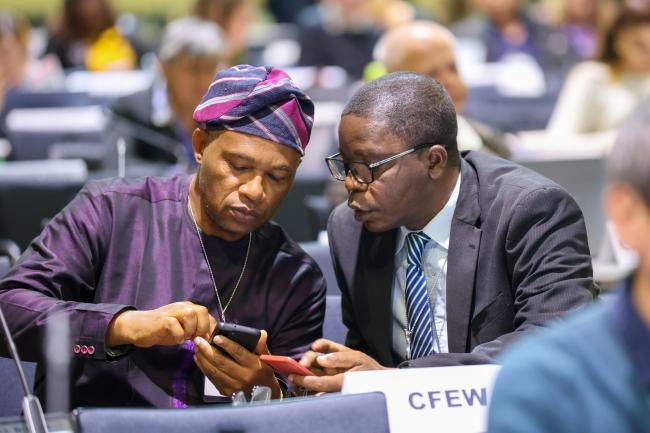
3, 0, 191, 19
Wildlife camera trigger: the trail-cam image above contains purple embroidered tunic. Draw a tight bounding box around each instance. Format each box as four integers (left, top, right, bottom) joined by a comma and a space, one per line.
0, 174, 326, 408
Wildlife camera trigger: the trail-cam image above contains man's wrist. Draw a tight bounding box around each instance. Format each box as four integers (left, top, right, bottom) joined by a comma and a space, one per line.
105, 344, 132, 359
106, 308, 135, 347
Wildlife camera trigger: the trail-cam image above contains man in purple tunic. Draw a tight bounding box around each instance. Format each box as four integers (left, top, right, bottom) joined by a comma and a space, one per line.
0, 65, 325, 408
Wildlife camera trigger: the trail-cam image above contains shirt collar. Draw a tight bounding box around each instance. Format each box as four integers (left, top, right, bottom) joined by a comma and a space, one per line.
396, 171, 461, 254
612, 274, 650, 389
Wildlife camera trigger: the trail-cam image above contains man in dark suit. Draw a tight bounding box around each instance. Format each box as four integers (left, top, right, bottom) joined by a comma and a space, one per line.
290, 72, 597, 393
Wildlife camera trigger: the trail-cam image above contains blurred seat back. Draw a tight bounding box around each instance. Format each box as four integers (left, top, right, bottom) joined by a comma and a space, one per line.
0, 238, 36, 417
273, 179, 327, 242
0, 161, 86, 249
1, 90, 93, 113
300, 241, 339, 295
518, 157, 607, 258
304, 194, 330, 237
0, 358, 37, 417
0, 257, 10, 278
324, 295, 346, 344
5, 106, 107, 161
75, 392, 389, 433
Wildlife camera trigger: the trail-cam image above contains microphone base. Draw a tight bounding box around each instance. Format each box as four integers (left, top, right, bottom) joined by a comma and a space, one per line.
22, 395, 48, 433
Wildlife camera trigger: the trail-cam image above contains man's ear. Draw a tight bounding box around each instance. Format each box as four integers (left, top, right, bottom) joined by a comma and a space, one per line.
192, 128, 209, 165
606, 183, 645, 251
427, 144, 448, 180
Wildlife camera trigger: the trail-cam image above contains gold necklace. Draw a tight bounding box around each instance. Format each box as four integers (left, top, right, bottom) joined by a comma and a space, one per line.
187, 195, 251, 322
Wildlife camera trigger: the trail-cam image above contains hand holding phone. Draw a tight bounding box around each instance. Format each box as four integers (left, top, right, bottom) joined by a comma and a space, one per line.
260, 354, 315, 377
210, 322, 261, 358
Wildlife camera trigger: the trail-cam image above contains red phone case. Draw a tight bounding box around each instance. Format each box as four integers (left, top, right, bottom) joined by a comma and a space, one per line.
260, 355, 315, 377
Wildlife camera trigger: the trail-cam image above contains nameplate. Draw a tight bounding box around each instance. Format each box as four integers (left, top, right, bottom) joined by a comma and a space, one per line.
341, 365, 501, 433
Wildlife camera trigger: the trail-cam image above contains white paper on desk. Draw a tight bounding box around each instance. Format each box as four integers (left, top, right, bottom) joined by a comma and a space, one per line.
342, 365, 501, 433
512, 130, 616, 161
65, 70, 153, 97
204, 376, 226, 398
6, 106, 107, 133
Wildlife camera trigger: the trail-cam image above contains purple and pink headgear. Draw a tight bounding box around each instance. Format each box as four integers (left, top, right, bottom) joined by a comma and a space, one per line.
193, 65, 315, 155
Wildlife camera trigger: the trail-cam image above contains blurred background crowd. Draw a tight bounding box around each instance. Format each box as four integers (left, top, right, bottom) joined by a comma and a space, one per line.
0, 0, 647, 287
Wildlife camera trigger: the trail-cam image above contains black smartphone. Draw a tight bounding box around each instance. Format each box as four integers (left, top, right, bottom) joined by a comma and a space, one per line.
210, 322, 261, 358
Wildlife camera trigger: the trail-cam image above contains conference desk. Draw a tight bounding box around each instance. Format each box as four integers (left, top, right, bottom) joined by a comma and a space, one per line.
0, 393, 389, 433
0, 413, 73, 433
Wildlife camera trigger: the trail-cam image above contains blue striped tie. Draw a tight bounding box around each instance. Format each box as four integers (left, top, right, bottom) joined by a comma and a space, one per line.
405, 231, 434, 359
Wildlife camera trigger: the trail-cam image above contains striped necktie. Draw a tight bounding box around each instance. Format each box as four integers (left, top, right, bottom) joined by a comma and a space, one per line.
405, 231, 434, 360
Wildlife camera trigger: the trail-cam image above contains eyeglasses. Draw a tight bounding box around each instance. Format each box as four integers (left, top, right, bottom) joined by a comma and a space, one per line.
325, 143, 435, 184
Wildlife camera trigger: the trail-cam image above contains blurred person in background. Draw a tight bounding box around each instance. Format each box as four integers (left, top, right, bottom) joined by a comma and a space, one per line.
548, 2, 650, 135
375, 20, 511, 158
0, 12, 63, 92
267, 0, 315, 23
368, 0, 417, 32
193, 0, 254, 65
45, 0, 138, 70
410, 0, 472, 25
109, 17, 226, 169
538, 0, 616, 60
296, 0, 382, 79
0, 11, 64, 156
487, 102, 650, 433
453, 0, 577, 72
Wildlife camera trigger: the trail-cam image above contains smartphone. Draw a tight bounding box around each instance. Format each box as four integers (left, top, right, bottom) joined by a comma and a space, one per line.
260, 354, 315, 377
210, 322, 261, 358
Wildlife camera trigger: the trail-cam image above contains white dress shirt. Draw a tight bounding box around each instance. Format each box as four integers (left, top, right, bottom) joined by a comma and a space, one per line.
391, 173, 461, 359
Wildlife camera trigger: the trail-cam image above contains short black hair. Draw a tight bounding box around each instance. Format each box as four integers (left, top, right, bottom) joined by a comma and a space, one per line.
341, 72, 459, 166
608, 101, 650, 206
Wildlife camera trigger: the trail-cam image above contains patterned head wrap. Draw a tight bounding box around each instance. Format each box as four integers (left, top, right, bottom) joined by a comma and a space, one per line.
193, 64, 315, 155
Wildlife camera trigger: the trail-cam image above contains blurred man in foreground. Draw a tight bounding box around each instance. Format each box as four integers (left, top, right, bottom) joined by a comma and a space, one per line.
488, 104, 650, 433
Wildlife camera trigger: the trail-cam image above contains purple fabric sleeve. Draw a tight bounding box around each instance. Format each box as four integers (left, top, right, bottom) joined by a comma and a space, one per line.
0, 182, 134, 361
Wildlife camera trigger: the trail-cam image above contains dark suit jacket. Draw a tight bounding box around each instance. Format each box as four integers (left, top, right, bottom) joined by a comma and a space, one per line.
327, 151, 597, 368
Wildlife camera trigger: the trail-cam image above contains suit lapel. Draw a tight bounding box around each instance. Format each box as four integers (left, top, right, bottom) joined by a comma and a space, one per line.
358, 228, 397, 366
446, 159, 482, 353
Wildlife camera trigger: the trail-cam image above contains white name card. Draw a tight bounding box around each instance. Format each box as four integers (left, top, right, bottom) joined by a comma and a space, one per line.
341, 365, 501, 433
